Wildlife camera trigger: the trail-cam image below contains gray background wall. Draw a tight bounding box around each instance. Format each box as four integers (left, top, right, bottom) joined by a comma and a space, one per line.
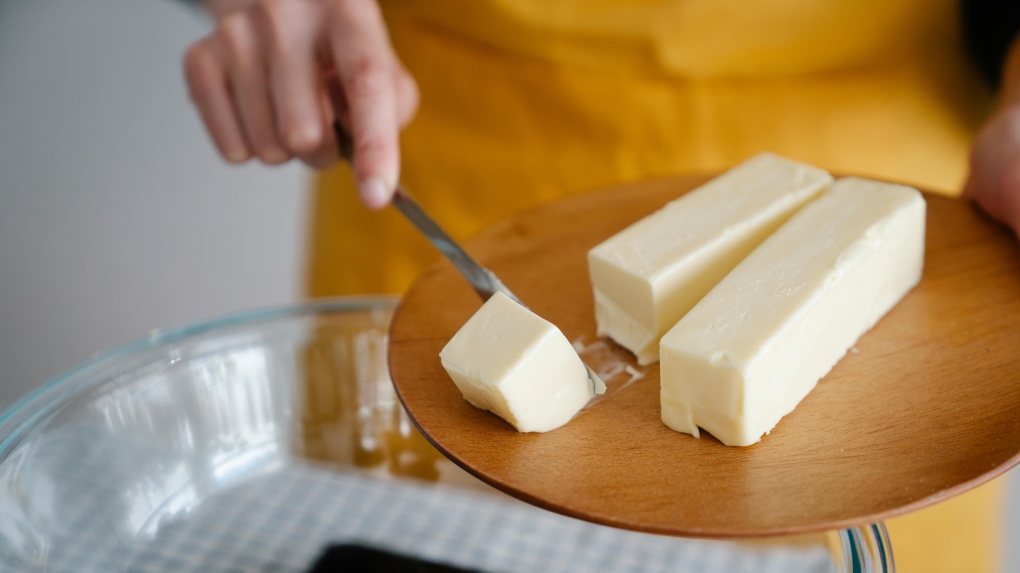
0, 0, 1016, 568
0, 0, 307, 407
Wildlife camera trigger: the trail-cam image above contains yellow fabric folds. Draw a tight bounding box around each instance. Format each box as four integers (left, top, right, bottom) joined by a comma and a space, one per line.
309, 0, 989, 296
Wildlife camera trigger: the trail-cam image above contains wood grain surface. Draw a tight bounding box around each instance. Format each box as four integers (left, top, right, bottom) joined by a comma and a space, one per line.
388, 174, 1020, 538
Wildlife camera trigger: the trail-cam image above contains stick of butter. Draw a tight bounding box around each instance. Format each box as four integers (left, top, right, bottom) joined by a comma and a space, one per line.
660, 177, 926, 446
439, 292, 595, 432
588, 153, 832, 365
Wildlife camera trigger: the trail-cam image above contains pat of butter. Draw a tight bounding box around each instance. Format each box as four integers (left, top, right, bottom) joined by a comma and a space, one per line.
660, 177, 926, 446
439, 292, 594, 432
588, 153, 832, 365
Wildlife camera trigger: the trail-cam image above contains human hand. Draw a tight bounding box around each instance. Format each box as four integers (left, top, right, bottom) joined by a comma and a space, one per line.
963, 35, 1020, 238
183, 0, 419, 208
963, 105, 1020, 237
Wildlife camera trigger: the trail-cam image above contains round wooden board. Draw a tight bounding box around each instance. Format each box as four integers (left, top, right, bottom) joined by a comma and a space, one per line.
388, 174, 1020, 538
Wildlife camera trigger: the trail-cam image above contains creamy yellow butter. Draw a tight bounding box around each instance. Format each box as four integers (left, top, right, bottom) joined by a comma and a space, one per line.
439, 292, 595, 432
660, 177, 926, 446
587, 153, 832, 365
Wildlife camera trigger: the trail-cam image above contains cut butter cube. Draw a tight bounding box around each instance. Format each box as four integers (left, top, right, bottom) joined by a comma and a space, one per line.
660, 177, 926, 447
588, 153, 832, 365
439, 292, 594, 432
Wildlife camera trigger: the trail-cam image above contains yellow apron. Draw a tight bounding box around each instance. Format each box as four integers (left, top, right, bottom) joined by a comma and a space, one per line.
307, 1, 1004, 571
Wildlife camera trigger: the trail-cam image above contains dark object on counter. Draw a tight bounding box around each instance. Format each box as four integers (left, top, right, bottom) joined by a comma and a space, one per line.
307, 544, 483, 573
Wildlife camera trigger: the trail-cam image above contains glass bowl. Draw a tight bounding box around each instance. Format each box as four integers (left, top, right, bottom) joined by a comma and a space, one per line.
0, 298, 870, 572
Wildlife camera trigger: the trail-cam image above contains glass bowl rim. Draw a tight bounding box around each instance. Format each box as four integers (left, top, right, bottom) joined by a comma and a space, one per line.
0, 296, 399, 460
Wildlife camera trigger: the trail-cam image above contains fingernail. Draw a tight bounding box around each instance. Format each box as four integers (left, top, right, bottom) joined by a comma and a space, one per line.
226, 148, 249, 163
358, 176, 392, 209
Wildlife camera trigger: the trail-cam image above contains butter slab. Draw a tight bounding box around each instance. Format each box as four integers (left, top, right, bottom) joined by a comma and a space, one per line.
660, 177, 926, 446
588, 153, 832, 365
439, 292, 594, 432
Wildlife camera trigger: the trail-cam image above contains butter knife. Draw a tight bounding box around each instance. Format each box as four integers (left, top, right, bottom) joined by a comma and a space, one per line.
333, 123, 606, 395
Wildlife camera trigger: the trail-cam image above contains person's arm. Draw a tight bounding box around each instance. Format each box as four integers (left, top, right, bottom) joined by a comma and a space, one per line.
182, 0, 418, 208
961, 1, 1020, 237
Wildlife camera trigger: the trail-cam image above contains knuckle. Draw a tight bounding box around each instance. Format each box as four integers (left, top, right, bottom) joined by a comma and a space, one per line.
217, 12, 253, 60
344, 59, 391, 99
353, 137, 390, 168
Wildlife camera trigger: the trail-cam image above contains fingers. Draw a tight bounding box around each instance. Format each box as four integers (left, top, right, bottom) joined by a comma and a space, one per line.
994, 156, 1020, 234
326, 0, 405, 209
217, 10, 291, 164
965, 108, 1020, 238
182, 0, 420, 204
184, 10, 294, 165
183, 39, 251, 163
259, 0, 336, 164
